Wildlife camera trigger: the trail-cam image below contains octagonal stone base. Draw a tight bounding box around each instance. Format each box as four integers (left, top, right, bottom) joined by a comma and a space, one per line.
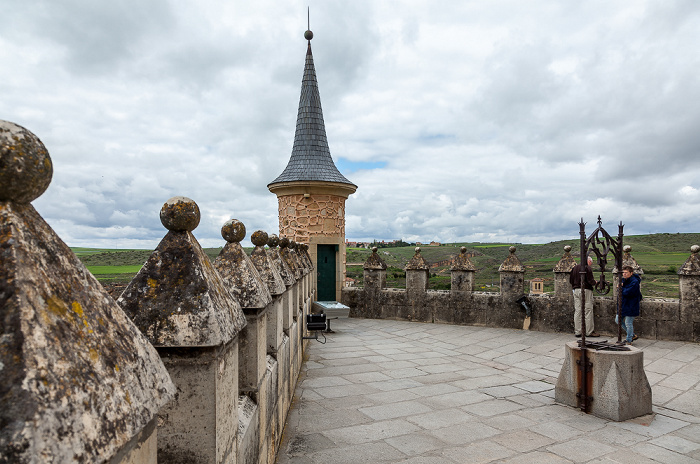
555, 341, 652, 421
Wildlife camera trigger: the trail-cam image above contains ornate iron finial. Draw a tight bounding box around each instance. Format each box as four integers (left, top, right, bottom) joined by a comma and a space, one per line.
597, 215, 603, 227
304, 7, 313, 41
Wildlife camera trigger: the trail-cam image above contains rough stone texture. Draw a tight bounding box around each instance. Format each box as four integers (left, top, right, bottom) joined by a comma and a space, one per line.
289, 242, 306, 277
0, 121, 53, 203
406, 247, 430, 271
498, 246, 524, 272
451, 246, 476, 271
276, 194, 347, 244
267, 298, 284, 355
678, 245, 700, 275
344, 281, 689, 340
364, 247, 387, 271
160, 196, 200, 232
279, 238, 301, 280
250, 243, 286, 297
156, 342, 239, 464
267, 236, 295, 287
237, 395, 260, 464
214, 241, 272, 310
678, 247, 700, 327
555, 342, 652, 421
0, 201, 175, 463
267, 247, 295, 288
553, 246, 576, 273
118, 229, 245, 347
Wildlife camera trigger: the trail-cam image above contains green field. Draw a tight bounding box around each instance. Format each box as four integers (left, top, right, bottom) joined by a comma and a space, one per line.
74, 233, 700, 298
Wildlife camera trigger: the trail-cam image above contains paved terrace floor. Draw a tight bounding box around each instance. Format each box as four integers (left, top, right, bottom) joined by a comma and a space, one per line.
277, 318, 700, 464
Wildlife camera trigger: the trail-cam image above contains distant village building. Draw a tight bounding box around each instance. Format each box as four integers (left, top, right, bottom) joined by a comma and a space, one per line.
530, 278, 544, 294
268, 28, 357, 301
429, 241, 441, 247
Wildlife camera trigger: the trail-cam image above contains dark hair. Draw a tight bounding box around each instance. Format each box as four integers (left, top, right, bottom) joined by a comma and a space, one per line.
622, 265, 634, 273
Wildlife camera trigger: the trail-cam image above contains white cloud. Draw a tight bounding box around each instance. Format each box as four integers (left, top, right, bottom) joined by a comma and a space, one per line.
3, 0, 700, 249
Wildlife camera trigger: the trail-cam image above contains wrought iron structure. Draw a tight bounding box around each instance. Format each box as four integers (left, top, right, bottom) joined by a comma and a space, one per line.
576, 216, 625, 412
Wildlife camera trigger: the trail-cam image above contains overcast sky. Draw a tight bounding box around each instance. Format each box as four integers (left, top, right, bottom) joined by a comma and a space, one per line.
2, 1, 700, 249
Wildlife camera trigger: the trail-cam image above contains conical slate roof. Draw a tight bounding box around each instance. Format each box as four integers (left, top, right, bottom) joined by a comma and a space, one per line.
268, 34, 356, 188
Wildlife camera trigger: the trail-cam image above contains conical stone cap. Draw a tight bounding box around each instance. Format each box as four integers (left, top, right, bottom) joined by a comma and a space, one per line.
0, 120, 175, 463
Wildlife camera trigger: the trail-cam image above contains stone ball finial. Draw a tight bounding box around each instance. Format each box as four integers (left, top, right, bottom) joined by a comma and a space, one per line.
0, 120, 53, 203
460, 246, 467, 254
623, 245, 632, 253
691, 245, 700, 254
221, 219, 245, 243
279, 237, 290, 249
564, 245, 572, 253
372, 247, 378, 253
251, 230, 268, 247
509, 246, 516, 253
268, 234, 279, 248
160, 196, 200, 232
304, 30, 313, 40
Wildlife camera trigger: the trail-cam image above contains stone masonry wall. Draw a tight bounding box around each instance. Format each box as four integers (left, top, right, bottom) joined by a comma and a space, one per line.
277, 193, 346, 243
343, 246, 700, 343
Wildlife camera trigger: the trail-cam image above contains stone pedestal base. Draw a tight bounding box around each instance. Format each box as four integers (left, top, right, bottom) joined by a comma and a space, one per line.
555, 341, 652, 421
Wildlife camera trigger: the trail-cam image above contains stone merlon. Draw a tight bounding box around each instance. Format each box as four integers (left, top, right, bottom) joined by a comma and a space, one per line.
117, 197, 246, 347
1, 120, 175, 463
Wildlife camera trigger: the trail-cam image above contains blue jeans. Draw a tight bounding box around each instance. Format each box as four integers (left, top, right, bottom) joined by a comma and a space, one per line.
615, 315, 635, 342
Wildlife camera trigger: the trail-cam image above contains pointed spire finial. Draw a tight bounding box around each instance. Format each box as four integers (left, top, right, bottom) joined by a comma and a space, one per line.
304, 7, 313, 41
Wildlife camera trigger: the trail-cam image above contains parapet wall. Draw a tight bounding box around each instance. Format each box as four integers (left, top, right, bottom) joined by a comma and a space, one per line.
0, 121, 315, 464
343, 246, 700, 343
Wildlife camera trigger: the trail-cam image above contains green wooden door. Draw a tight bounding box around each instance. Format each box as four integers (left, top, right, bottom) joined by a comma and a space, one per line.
317, 244, 337, 301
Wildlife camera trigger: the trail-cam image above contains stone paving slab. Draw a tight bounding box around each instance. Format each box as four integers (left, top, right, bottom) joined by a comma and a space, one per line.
277, 318, 700, 463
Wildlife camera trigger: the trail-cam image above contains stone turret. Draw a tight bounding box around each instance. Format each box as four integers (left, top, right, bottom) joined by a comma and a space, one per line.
268, 27, 356, 301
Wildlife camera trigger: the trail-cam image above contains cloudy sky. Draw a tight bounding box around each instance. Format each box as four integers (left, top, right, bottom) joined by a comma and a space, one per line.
2, 0, 700, 248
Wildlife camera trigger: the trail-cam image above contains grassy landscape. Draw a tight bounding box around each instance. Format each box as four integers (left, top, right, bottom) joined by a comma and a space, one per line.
74, 233, 700, 298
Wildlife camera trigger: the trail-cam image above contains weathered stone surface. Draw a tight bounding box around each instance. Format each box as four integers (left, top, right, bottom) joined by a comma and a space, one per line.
555, 342, 652, 421
279, 238, 301, 281
250, 231, 286, 296
612, 245, 644, 275
364, 247, 387, 270
679, 245, 700, 275
553, 245, 576, 273
214, 219, 272, 310
405, 247, 429, 270
216, 245, 272, 311
498, 246, 524, 272
160, 196, 200, 232
0, 201, 175, 463
0, 120, 52, 203
451, 247, 476, 271
266, 235, 295, 287
118, 226, 246, 347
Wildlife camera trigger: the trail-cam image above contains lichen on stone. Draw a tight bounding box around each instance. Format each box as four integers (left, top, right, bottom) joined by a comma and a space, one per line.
498, 246, 524, 272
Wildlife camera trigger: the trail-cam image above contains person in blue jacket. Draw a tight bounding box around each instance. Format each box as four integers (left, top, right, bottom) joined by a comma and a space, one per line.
618, 265, 642, 345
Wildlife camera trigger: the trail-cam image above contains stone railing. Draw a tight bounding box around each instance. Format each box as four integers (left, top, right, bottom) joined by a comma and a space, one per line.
342, 245, 700, 342
1, 120, 315, 463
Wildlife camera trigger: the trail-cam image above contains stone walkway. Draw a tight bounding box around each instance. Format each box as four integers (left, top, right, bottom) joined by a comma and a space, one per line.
277, 318, 700, 464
